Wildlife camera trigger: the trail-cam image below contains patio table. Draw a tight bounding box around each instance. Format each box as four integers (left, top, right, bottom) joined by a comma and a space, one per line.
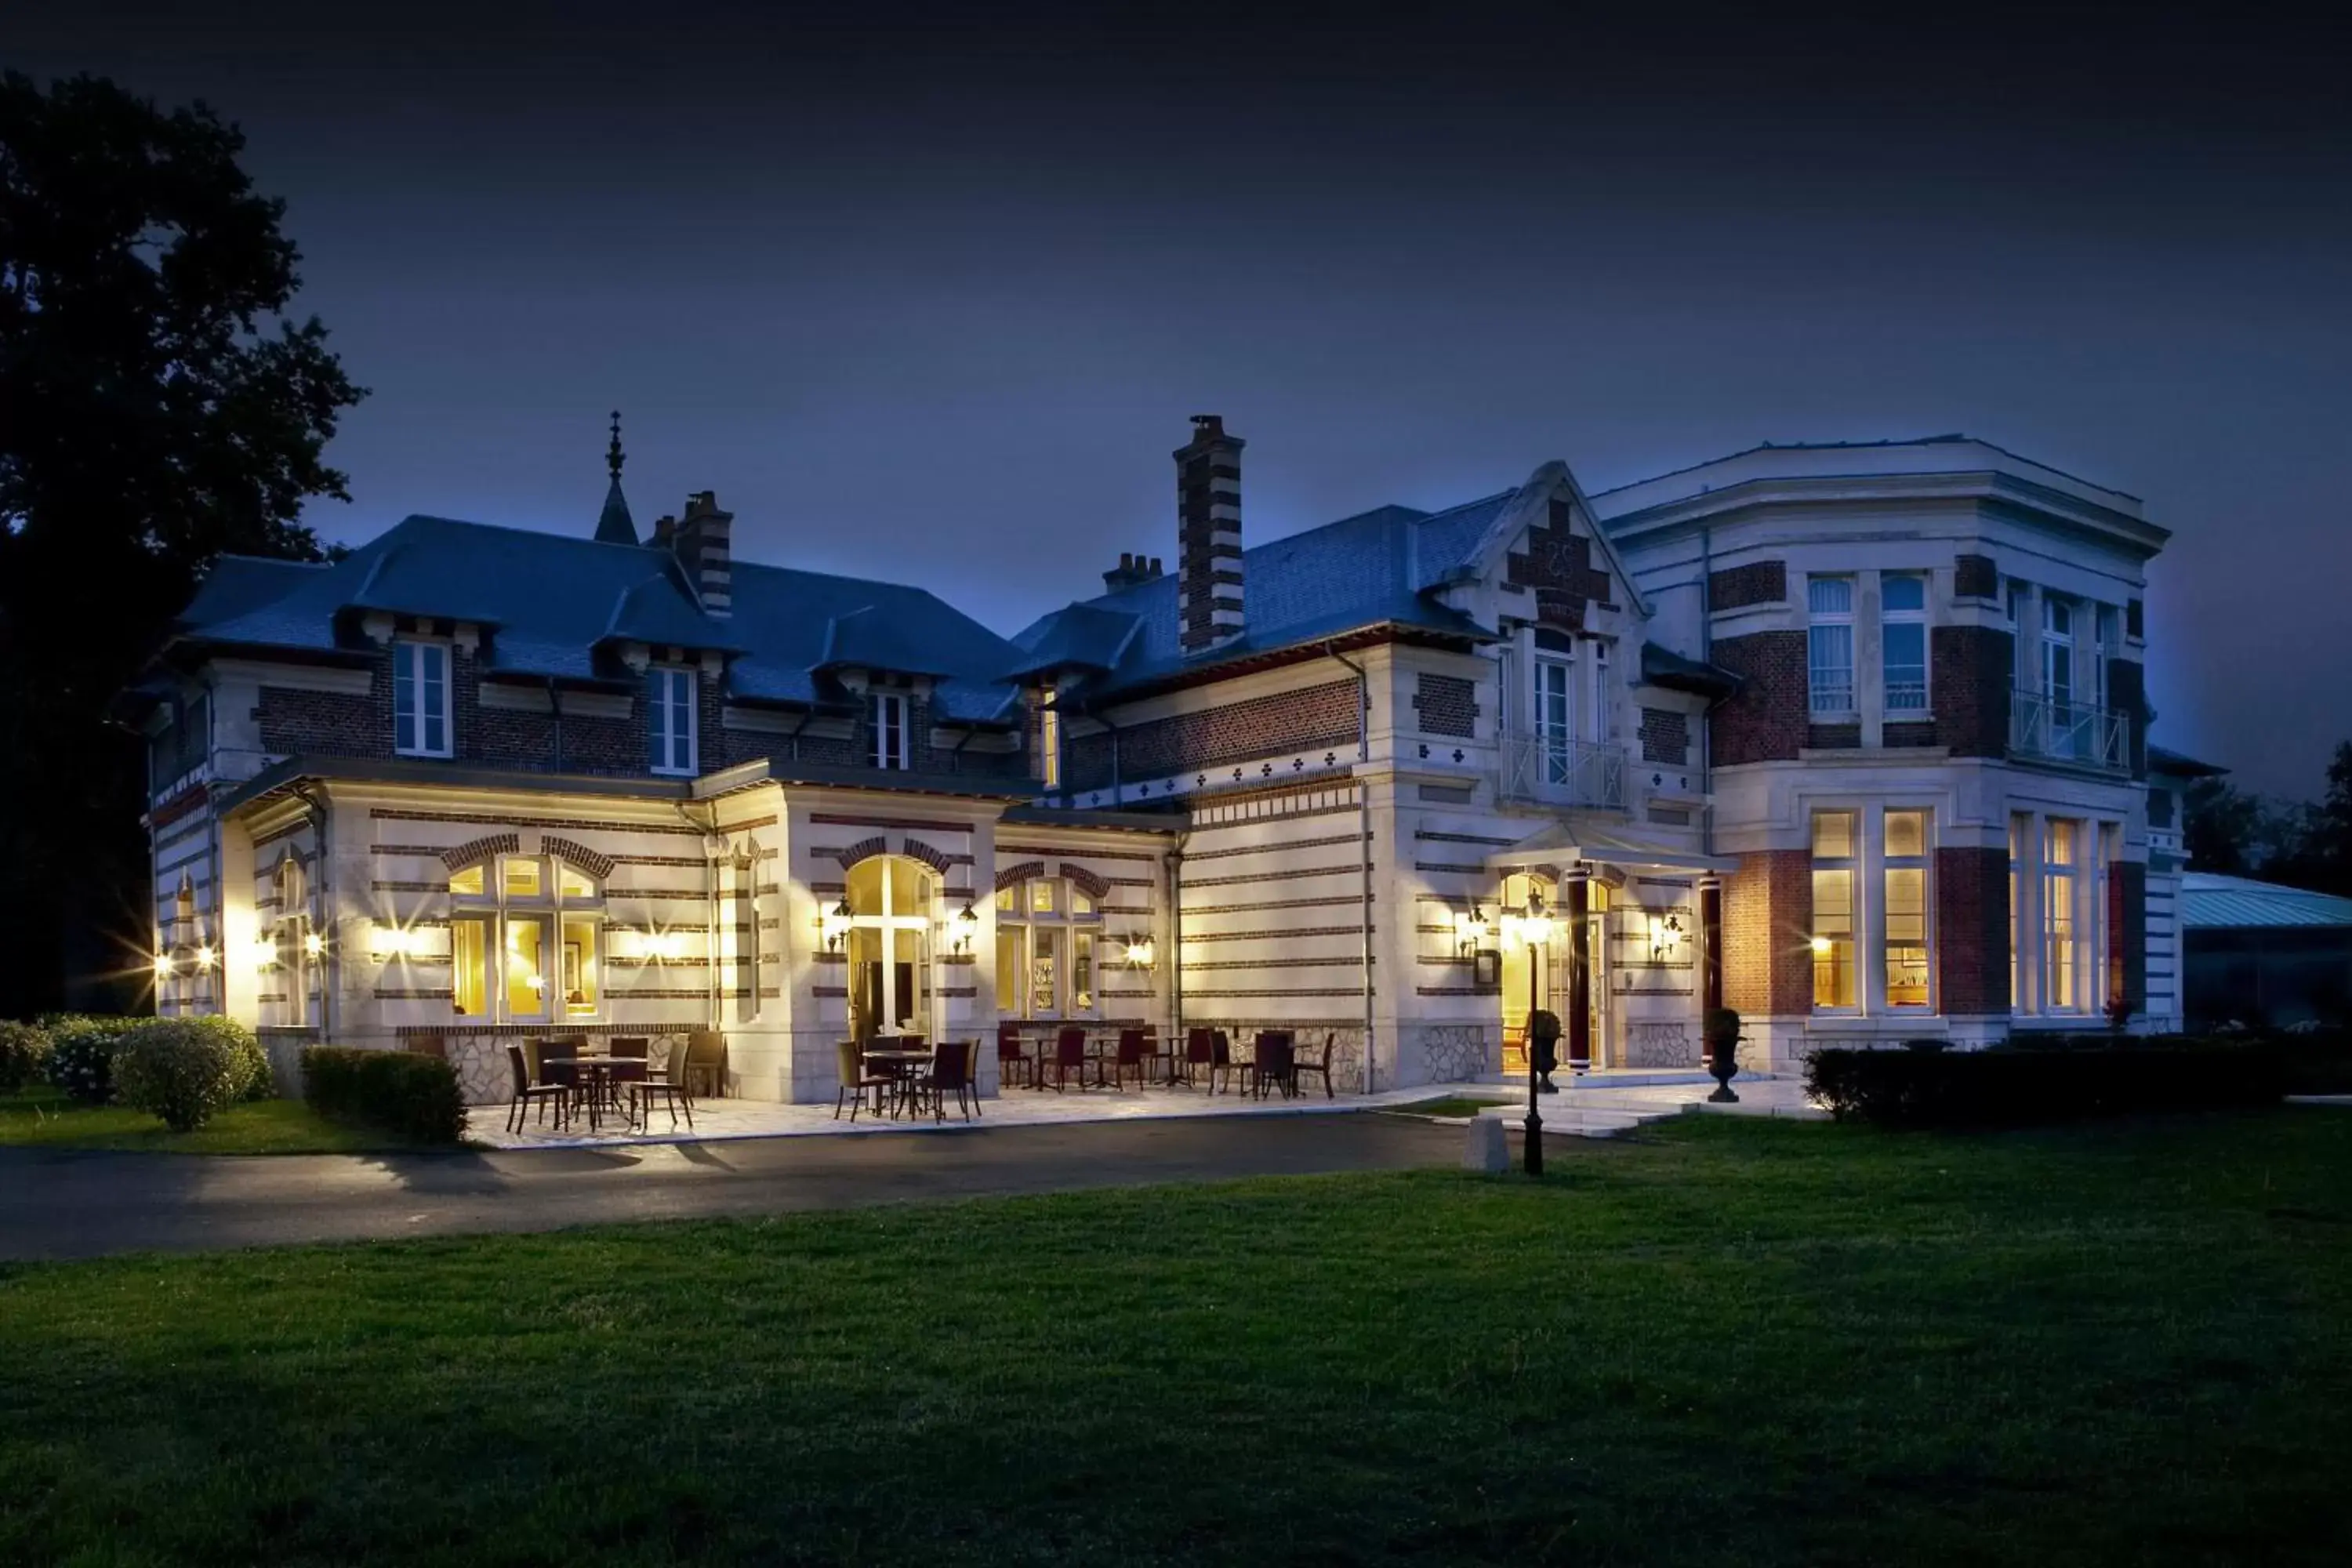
862, 1048, 933, 1117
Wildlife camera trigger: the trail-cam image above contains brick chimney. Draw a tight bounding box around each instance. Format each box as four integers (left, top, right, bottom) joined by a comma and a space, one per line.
1102, 551, 1164, 593
1174, 415, 1244, 651
673, 492, 733, 618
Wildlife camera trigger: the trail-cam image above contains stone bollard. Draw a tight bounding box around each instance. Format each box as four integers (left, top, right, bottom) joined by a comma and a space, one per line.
1463, 1113, 1508, 1174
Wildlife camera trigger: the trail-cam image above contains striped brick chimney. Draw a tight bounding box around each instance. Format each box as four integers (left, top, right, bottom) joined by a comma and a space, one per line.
674, 491, 734, 618
1175, 415, 1244, 652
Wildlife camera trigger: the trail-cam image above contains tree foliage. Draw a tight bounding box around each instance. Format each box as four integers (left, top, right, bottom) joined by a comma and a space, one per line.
0, 73, 365, 1015
2183, 741, 2352, 897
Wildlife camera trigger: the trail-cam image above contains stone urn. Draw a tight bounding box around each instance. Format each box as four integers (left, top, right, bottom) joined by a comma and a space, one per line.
1703, 1007, 1741, 1104
1526, 1008, 1563, 1094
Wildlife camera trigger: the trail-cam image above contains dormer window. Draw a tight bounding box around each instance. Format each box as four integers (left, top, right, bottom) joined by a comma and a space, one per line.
393, 641, 452, 757
873, 691, 910, 771
648, 666, 697, 775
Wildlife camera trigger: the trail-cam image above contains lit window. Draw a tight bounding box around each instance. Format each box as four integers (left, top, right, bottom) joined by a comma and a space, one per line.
1072, 931, 1095, 1011
648, 667, 697, 775
453, 916, 490, 1017
1882, 575, 1928, 713
872, 691, 910, 771
1884, 809, 1931, 1006
502, 857, 543, 900
559, 863, 597, 900
505, 916, 548, 1019
393, 641, 452, 757
996, 875, 1108, 1019
2043, 818, 2079, 1011
449, 863, 485, 898
1811, 809, 1857, 1009
1030, 878, 1058, 915
561, 916, 600, 1016
448, 855, 601, 1024
1807, 578, 1855, 714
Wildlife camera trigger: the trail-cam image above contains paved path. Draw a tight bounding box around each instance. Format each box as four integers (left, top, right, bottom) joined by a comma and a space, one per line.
0, 1112, 1465, 1262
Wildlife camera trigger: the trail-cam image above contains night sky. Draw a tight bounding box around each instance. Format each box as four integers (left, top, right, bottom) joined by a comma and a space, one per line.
9, 3, 2350, 794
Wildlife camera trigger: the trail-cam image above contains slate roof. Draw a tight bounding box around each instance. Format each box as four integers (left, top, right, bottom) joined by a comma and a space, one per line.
2180, 874, 2352, 931
177, 514, 1025, 724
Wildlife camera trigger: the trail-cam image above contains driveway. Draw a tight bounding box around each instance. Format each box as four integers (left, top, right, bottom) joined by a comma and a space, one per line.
0, 1112, 1467, 1262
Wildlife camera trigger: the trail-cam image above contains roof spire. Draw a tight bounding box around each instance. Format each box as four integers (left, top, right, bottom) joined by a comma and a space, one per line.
594, 408, 639, 545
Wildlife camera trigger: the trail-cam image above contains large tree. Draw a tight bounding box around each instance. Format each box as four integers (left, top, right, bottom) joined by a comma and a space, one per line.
0, 72, 365, 1016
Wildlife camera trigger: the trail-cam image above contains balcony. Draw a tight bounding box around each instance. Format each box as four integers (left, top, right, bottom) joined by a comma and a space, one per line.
1498, 734, 1628, 811
2009, 688, 2129, 773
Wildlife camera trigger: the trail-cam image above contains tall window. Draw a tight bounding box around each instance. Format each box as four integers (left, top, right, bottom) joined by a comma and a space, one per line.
873, 691, 910, 771
648, 667, 696, 775
393, 641, 452, 757
1040, 692, 1062, 789
1807, 578, 1855, 714
994, 875, 1102, 1018
1882, 575, 1928, 713
2042, 599, 2074, 707
2042, 818, 2080, 1011
1883, 809, 1931, 1006
450, 853, 603, 1023
2092, 604, 2118, 710
845, 855, 931, 1036
1811, 809, 1857, 1010
1535, 655, 1576, 775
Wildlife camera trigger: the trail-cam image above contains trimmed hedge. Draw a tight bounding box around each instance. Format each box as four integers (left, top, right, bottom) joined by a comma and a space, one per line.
113, 1021, 246, 1132
0, 1020, 52, 1093
1805, 1042, 2285, 1129
301, 1047, 467, 1145
40, 1014, 141, 1104
137, 1014, 273, 1101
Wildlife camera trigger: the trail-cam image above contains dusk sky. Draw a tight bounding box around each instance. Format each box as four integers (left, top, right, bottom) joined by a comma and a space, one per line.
9, 2, 2350, 795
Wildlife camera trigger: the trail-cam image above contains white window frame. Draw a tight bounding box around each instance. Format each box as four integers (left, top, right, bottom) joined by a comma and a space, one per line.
873, 691, 911, 771
1534, 653, 1577, 775
2092, 604, 2118, 711
1809, 808, 1860, 1014
2041, 818, 2083, 1014
1881, 574, 1929, 716
1807, 577, 1857, 716
393, 640, 454, 758
2042, 599, 2074, 708
993, 876, 1103, 1020
448, 851, 605, 1025
648, 666, 698, 776
1881, 808, 1934, 1011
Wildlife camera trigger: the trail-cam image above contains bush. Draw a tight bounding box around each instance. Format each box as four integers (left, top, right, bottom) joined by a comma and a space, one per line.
131, 1014, 273, 1100
302, 1047, 466, 1145
0, 1020, 53, 1092
1805, 1040, 2285, 1129
40, 1014, 141, 1104
113, 1020, 247, 1131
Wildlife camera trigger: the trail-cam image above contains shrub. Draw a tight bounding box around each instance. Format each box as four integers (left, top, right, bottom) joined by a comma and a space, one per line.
131, 1014, 273, 1100
113, 1020, 246, 1131
40, 1014, 141, 1104
1805, 1040, 2285, 1129
302, 1047, 466, 1145
0, 1020, 53, 1093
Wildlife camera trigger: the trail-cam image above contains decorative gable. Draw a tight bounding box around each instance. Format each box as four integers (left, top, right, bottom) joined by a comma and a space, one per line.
1504, 496, 1619, 632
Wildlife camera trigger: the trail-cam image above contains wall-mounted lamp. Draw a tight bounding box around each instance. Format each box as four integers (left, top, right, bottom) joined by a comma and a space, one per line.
245, 936, 280, 973
303, 931, 326, 959
152, 952, 175, 979
821, 898, 851, 953
949, 898, 978, 955
1454, 903, 1490, 958
194, 943, 216, 972
369, 924, 416, 959
1518, 887, 1552, 947
1808, 935, 1831, 956
1121, 936, 1156, 968
1649, 912, 1686, 964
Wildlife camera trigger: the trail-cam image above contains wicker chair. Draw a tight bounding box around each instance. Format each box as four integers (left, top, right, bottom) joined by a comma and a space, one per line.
834, 1039, 895, 1121
1181, 1027, 1216, 1089
1207, 1029, 1251, 1098
1252, 1031, 1298, 1101
1294, 1033, 1339, 1099
1106, 1028, 1151, 1091
913, 1040, 979, 1122
1047, 1026, 1092, 1092
996, 1020, 1034, 1088
503, 1044, 570, 1133
680, 1029, 728, 1098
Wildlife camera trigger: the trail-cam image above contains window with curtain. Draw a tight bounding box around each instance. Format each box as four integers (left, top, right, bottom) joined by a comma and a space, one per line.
393, 641, 452, 757
993, 876, 1102, 1018
1807, 578, 1855, 714
648, 667, 696, 775
1812, 809, 1857, 1009
449, 853, 604, 1023
2043, 818, 2079, 1011
1882, 575, 1928, 713
872, 691, 910, 770
1883, 809, 1931, 1006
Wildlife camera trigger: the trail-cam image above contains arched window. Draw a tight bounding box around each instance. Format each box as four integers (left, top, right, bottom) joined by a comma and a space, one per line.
274, 855, 310, 1027
448, 853, 604, 1023
994, 874, 1101, 1020
844, 855, 935, 1038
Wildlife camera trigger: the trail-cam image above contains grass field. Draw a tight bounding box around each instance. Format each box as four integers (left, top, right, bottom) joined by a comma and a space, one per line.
0, 1085, 434, 1155
2, 1111, 2347, 1564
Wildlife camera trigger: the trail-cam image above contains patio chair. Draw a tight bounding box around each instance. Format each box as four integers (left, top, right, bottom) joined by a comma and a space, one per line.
1047, 1025, 1092, 1092
996, 1020, 1035, 1088
680, 1029, 728, 1098
503, 1044, 570, 1133
1181, 1027, 1216, 1089
534, 1041, 586, 1129
1106, 1028, 1151, 1091
1293, 1033, 1339, 1099
1208, 1029, 1251, 1098
834, 1039, 894, 1122
914, 1040, 979, 1122
1253, 1032, 1298, 1101
604, 1037, 650, 1125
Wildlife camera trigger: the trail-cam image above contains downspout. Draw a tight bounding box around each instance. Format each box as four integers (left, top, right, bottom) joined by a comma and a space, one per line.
1164, 835, 1187, 1050
291, 782, 333, 1044
1325, 641, 1377, 1093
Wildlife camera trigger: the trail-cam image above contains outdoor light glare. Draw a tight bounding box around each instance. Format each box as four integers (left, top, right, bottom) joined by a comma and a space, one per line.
1809, 935, 1831, 955
1123, 938, 1155, 967
246, 937, 278, 971
303, 931, 326, 958
821, 897, 852, 952
152, 952, 173, 978
195, 944, 216, 971
949, 898, 978, 953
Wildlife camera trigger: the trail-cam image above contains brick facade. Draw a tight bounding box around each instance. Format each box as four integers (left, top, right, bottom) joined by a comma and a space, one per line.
1639, 706, 1688, 764
1723, 849, 1810, 1018
2112, 858, 2147, 1013
1807, 721, 1860, 750
1412, 673, 1477, 738
1708, 631, 1806, 766
1883, 720, 1939, 748
1708, 559, 1786, 612
1954, 553, 1999, 600
258, 685, 379, 758
1935, 846, 2009, 1016
1065, 678, 1360, 791
1504, 499, 1618, 631
1931, 625, 2011, 759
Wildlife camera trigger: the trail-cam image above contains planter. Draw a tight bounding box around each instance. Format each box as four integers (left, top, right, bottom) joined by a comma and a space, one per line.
1703, 1007, 1741, 1104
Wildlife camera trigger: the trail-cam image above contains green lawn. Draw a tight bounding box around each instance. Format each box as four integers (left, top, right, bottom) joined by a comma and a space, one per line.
2, 1112, 2348, 1565
0, 1086, 433, 1155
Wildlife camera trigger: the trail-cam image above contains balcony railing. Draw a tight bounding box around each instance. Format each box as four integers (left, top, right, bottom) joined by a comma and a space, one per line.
1499, 734, 1628, 811
2009, 687, 2129, 772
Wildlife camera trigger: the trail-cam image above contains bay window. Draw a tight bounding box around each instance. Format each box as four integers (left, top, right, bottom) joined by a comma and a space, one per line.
1881, 575, 1928, 713
648, 666, 696, 775
2042, 818, 2081, 1011
1807, 577, 1855, 714
1813, 805, 1938, 1015
393, 641, 452, 757
449, 852, 604, 1023
1883, 809, 1931, 1007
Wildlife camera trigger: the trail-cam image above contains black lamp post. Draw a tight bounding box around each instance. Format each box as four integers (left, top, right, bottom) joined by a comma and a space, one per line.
1524, 1023, 1544, 1175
